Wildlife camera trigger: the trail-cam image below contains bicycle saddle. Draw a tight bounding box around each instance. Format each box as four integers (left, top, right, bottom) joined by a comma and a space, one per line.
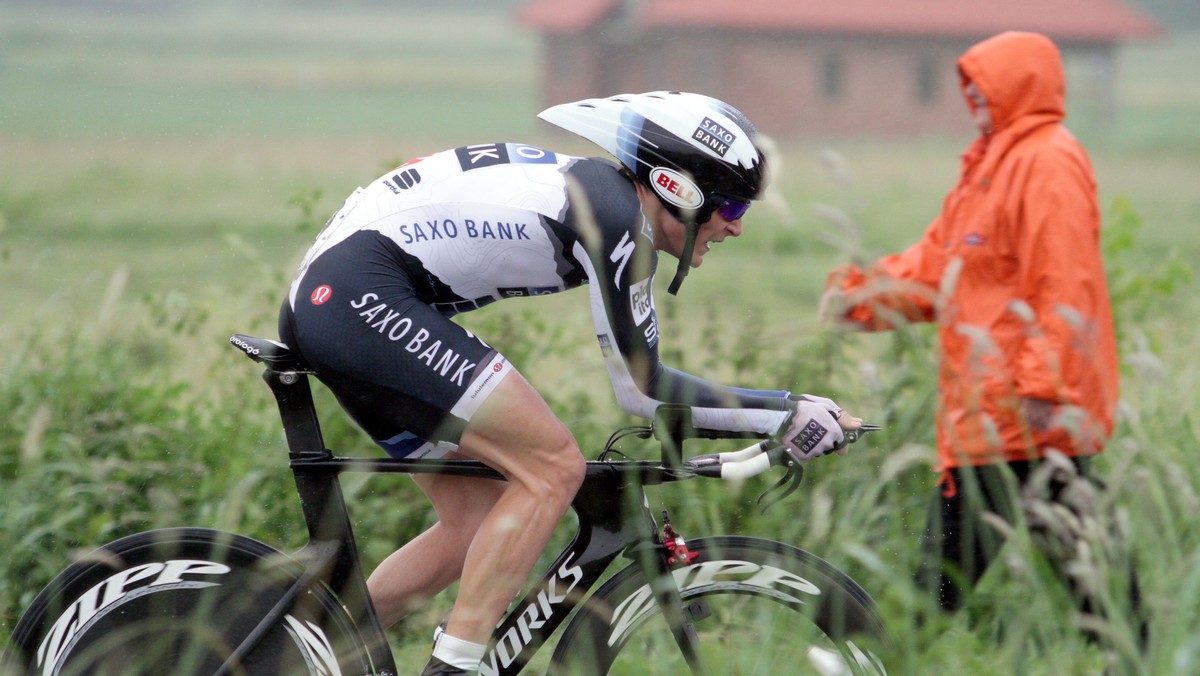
229, 334, 309, 371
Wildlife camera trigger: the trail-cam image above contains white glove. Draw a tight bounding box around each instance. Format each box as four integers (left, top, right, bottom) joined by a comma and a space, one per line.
779, 395, 846, 461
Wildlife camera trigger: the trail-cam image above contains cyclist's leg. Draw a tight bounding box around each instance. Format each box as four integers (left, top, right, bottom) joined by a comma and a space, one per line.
283, 234, 585, 654
363, 370, 584, 653
367, 472, 507, 628
437, 369, 586, 644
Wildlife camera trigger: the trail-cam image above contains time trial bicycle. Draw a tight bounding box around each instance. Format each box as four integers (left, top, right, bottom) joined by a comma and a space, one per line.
3, 333, 890, 675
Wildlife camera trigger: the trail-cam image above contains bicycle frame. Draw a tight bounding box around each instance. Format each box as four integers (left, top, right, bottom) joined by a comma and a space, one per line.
255, 356, 728, 675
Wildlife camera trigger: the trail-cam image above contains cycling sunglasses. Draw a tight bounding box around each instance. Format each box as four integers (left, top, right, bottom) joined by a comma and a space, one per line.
711, 194, 751, 222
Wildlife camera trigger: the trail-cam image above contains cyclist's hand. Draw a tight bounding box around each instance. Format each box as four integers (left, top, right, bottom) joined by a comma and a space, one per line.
779, 395, 863, 461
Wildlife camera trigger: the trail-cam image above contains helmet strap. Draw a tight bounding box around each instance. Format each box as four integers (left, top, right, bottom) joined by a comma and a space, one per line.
666, 220, 699, 295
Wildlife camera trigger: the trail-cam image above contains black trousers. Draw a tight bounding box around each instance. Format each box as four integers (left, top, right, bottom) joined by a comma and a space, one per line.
914, 457, 1144, 644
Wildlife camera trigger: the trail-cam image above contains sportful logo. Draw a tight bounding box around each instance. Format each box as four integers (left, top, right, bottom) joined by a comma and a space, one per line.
693, 117, 737, 157
383, 168, 421, 194
649, 167, 703, 210
37, 559, 233, 674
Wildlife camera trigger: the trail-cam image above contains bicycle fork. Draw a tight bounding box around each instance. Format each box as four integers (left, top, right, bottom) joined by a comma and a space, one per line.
632, 504, 710, 674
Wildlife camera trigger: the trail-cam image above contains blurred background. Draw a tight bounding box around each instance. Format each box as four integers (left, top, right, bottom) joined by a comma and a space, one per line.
2, 0, 1197, 333
3, 0, 1199, 671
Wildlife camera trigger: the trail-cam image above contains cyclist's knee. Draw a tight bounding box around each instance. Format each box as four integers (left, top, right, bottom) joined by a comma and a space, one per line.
524, 437, 585, 504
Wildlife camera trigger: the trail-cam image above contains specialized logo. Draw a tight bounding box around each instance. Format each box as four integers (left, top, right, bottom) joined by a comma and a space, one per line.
792, 419, 829, 456
609, 231, 636, 290
693, 117, 737, 157
607, 559, 822, 648
455, 143, 558, 172
37, 559, 232, 674
310, 285, 333, 305
650, 167, 703, 209
479, 554, 584, 675
352, 293, 479, 386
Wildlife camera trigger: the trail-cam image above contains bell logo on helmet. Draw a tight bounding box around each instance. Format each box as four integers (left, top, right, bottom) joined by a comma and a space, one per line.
650, 167, 703, 210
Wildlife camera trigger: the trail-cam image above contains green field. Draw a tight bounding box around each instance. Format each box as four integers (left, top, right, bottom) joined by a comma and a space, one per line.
2, 3, 1200, 673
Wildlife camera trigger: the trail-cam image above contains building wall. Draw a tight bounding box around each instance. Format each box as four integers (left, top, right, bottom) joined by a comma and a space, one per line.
538, 29, 990, 138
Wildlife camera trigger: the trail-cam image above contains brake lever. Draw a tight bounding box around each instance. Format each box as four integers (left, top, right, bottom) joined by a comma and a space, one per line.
756, 458, 804, 514
840, 423, 881, 448
757, 423, 881, 513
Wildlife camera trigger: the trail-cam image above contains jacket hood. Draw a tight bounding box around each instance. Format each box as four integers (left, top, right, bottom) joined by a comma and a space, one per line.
957, 31, 1065, 135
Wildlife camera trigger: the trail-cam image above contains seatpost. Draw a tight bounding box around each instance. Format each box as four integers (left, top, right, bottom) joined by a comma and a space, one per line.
260, 366, 394, 672
262, 369, 329, 458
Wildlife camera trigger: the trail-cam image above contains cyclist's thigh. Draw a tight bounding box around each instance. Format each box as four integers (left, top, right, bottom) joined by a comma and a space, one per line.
413, 469, 507, 528
454, 370, 583, 487
284, 232, 510, 447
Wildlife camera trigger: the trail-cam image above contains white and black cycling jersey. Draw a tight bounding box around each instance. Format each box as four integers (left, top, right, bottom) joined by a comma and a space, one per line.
281, 143, 789, 458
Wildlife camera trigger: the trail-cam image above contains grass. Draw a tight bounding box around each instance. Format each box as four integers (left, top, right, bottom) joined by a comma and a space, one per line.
2, 3, 1199, 673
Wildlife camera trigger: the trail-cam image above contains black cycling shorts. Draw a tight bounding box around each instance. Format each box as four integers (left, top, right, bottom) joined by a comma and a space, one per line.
279, 230, 512, 458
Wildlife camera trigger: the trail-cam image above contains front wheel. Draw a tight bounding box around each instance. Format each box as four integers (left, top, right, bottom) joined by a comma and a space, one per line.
2, 527, 374, 675
549, 536, 889, 675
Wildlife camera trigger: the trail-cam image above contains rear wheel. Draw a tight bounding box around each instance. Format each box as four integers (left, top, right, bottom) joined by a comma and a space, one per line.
549, 536, 888, 675
3, 528, 373, 675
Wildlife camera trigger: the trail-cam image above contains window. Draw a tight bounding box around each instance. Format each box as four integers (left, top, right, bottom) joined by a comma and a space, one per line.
821, 54, 844, 100
917, 57, 939, 105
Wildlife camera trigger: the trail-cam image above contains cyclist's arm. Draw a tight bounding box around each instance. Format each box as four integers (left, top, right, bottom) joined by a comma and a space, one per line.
577, 250, 789, 434
561, 161, 789, 434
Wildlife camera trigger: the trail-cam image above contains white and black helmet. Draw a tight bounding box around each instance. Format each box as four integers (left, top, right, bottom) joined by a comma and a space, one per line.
539, 91, 767, 293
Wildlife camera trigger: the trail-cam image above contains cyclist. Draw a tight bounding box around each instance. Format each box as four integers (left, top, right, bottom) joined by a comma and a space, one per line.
278, 91, 862, 674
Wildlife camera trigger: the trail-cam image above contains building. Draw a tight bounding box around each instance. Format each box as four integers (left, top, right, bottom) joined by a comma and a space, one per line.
517, 0, 1160, 137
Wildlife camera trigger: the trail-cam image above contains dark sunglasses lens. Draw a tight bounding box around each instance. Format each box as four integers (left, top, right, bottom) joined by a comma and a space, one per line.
716, 199, 750, 221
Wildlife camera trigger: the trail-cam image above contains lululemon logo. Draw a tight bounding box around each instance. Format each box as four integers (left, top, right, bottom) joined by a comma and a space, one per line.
310, 285, 333, 305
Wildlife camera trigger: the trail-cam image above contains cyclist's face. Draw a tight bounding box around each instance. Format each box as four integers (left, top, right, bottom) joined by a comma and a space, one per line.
685, 209, 743, 267
640, 184, 743, 267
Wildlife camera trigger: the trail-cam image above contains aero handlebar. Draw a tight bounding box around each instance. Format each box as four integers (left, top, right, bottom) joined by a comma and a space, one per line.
684, 425, 881, 481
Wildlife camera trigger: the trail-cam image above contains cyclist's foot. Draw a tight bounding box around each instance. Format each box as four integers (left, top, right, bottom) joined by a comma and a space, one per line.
419, 655, 474, 675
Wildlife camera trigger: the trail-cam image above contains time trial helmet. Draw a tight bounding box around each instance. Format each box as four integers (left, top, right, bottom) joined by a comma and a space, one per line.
539, 91, 767, 294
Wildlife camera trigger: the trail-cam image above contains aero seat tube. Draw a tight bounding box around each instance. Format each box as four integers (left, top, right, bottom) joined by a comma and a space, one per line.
263, 369, 329, 458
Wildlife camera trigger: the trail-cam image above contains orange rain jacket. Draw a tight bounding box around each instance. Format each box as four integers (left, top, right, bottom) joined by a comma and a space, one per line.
827, 32, 1119, 470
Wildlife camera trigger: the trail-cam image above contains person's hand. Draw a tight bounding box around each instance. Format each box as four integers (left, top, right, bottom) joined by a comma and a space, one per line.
818, 267, 858, 323
1020, 397, 1056, 432
779, 395, 864, 461
817, 286, 846, 323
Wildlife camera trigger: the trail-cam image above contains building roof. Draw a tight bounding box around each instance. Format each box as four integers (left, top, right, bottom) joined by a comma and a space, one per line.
519, 0, 1160, 41
516, 0, 620, 34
